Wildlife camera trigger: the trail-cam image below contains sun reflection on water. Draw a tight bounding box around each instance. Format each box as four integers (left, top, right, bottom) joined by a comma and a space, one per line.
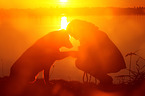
61, 16, 68, 30
60, 16, 80, 52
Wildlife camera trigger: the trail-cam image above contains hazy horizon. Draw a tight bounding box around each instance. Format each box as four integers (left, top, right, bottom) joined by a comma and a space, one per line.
0, 0, 145, 9
0, 6, 145, 9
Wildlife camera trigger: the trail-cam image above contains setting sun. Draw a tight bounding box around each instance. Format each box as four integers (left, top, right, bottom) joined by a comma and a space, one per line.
60, 0, 67, 3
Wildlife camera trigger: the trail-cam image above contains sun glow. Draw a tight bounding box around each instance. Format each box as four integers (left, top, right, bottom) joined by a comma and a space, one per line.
61, 16, 68, 30
60, 0, 67, 3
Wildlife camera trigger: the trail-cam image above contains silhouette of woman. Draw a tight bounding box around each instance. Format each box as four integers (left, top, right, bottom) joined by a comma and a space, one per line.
66, 19, 126, 85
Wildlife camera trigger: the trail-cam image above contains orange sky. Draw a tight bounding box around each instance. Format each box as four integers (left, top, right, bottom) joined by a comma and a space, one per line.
0, 0, 145, 9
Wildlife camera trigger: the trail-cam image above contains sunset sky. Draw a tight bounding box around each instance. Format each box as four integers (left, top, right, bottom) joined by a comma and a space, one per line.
0, 0, 145, 9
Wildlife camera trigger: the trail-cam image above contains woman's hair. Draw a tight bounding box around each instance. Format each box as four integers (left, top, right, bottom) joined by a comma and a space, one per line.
66, 19, 98, 39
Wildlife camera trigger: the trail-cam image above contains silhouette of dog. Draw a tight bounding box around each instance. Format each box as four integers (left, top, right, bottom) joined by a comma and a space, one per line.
10, 30, 73, 85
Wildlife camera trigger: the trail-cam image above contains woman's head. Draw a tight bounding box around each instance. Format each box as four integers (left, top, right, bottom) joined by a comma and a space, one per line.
66, 19, 98, 40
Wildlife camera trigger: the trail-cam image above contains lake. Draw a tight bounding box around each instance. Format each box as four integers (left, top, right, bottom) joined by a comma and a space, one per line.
0, 15, 145, 82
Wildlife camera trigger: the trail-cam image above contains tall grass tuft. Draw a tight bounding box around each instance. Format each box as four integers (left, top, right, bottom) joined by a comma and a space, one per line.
116, 50, 145, 87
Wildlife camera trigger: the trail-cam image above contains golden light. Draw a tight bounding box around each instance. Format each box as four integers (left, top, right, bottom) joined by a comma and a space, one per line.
61, 16, 68, 30
60, 0, 67, 3
60, 16, 80, 52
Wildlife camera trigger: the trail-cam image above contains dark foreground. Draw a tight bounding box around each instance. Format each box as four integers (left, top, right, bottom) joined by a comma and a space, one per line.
0, 77, 145, 96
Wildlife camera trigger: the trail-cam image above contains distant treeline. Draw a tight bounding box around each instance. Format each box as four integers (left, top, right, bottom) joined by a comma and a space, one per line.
0, 7, 145, 16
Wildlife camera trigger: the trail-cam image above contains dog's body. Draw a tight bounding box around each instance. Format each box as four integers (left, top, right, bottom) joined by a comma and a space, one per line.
10, 30, 73, 84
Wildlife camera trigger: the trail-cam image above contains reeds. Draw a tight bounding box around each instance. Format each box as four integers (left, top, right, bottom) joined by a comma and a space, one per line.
116, 50, 145, 86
